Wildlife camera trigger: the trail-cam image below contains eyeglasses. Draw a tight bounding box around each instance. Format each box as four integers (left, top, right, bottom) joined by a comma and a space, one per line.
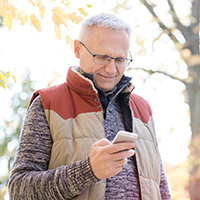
79, 41, 133, 67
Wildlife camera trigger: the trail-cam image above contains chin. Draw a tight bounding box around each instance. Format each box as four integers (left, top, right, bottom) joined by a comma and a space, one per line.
101, 86, 115, 92
96, 82, 116, 92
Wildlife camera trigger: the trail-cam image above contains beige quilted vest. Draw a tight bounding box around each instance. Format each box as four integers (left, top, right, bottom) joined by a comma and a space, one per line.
35, 67, 161, 200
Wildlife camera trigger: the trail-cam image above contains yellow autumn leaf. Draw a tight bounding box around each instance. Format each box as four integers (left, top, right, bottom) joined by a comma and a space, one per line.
19, 10, 28, 25
78, 8, 88, 17
37, 0, 45, 19
0, 81, 6, 89
2, 12, 12, 30
66, 35, 74, 49
10, 4, 18, 19
0, 0, 7, 16
30, 14, 41, 32
52, 7, 67, 26
66, 12, 83, 24
48, 71, 60, 87
28, 0, 35, 6
6, 71, 16, 83
0, 72, 7, 83
0, 71, 16, 89
52, 12, 64, 26
52, 7, 68, 19
54, 24, 61, 39
60, 0, 70, 8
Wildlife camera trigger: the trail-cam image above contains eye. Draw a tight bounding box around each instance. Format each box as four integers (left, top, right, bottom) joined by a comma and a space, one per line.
116, 58, 126, 64
95, 55, 110, 61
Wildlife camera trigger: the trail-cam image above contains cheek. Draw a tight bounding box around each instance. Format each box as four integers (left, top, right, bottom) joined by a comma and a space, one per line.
117, 67, 125, 76
79, 56, 94, 73
115, 68, 125, 83
89, 64, 104, 74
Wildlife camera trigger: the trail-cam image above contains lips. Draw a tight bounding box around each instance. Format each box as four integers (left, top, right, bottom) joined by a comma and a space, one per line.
98, 74, 117, 79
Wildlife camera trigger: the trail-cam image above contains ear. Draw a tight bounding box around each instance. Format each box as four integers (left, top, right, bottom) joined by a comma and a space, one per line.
74, 40, 81, 58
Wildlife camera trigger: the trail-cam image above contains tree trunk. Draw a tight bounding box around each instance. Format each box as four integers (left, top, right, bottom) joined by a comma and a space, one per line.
188, 134, 200, 200
186, 64, 200, 200
186, 65, 200, 137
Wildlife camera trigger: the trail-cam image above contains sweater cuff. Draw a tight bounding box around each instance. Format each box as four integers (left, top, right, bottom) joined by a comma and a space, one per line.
72, 156, 100, 183
85, 156, 100, 182
65, 156, 100, 194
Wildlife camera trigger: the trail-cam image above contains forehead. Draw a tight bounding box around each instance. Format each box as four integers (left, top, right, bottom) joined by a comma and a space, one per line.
82, 26, 130, 56
82, 26, 130, 42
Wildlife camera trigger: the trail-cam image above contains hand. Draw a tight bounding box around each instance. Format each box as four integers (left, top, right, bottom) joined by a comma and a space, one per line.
89, 138, 135, 179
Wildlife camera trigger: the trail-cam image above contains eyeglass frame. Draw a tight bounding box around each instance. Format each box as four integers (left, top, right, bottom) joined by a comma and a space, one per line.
79, 41, 133, 67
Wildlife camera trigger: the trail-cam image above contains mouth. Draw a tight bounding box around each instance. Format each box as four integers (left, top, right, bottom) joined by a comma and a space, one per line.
98, 74, 117, 79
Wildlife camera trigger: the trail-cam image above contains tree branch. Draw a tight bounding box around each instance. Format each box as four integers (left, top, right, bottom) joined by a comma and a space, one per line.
134, 67, 187, 85
190, 0, 200, 54
167, 0, 190, 41
191, 0, 200, 26
141, 0, 199, 54
140, 0, 180, 44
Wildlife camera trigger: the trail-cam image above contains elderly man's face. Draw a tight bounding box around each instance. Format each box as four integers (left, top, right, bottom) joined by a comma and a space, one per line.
74, 26, 130, 92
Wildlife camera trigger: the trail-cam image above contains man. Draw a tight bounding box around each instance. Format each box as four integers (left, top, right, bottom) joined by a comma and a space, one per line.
9, 13, 171, 199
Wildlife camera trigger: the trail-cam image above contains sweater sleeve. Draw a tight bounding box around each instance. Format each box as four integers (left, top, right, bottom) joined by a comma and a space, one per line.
8, 96, 99, 200
150, 113, 171, 200
160, 158, 171, 200
155, 133, 171, 199
156, 137, 171, 199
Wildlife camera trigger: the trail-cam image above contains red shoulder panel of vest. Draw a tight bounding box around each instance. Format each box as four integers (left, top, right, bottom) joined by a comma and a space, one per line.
129, 93, 152, 124
29, 83, 102, 120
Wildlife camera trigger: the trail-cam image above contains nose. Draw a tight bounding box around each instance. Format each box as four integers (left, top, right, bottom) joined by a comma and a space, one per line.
104, 58, 117, 74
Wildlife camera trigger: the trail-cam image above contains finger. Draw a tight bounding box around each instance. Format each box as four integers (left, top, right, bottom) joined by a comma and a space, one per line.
115, 158, 128, 167
93, 138, 111, 147
111, 166, 123, 176
112, 149, 135, 161
111, 158, 128, 171
107, 142, 135, 154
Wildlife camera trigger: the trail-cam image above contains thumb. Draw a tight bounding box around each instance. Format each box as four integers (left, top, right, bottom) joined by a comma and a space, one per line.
94, 138, 111, 147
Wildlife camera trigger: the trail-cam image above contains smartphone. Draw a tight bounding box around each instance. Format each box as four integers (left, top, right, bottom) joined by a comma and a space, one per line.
112, 130, 138, 144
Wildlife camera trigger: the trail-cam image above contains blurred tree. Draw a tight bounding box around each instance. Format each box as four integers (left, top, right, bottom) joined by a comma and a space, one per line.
140, 0, 200, 199
0, 70, 36, 199
165, 162, 190, 200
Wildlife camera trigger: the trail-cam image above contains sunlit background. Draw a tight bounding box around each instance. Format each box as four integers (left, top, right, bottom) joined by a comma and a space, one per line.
0, 0, 192, 199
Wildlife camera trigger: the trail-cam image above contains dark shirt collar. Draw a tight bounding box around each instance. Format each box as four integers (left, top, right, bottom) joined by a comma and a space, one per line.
76, 66, 132, 115
76, 66, 131, 95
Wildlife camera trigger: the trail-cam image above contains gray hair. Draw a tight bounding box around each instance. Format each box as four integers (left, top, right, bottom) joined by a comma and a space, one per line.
79, 13, 131, 40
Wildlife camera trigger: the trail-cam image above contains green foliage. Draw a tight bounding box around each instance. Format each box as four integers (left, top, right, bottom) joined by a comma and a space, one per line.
0, 69, 36, 199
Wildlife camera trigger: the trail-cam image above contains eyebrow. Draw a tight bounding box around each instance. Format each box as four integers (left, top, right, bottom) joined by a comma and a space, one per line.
80, 41, 131, 60
95, 54, 128, 59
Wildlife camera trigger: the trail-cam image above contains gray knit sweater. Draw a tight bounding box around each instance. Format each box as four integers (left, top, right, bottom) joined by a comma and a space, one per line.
8, 75, 171, 199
